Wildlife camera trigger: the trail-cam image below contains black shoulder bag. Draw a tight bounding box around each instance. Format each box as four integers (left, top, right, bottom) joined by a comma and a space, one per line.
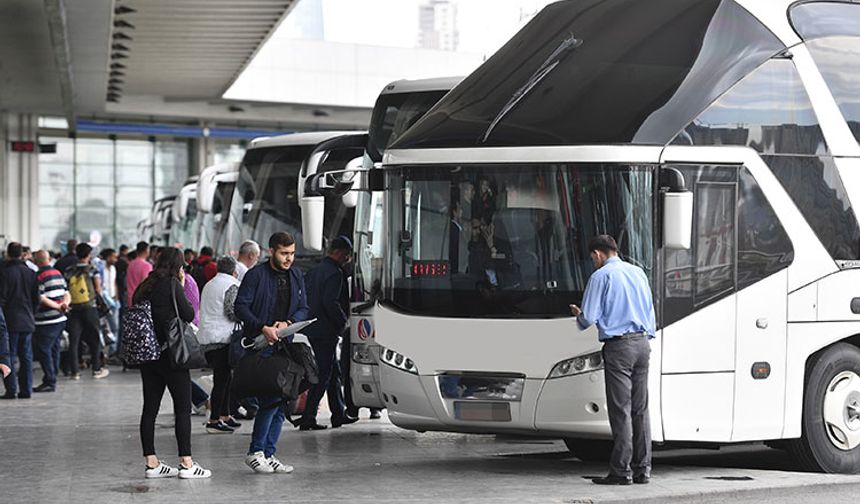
166, 283, 208, 370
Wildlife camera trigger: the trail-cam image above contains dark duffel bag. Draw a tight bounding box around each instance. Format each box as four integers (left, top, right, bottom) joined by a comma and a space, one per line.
232, 343, 305, 400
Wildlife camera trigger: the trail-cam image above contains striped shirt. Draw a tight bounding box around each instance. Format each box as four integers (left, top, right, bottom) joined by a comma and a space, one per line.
35, 266, 68, 325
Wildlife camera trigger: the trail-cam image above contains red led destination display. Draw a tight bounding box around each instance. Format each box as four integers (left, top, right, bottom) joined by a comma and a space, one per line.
411, 260, 448, 278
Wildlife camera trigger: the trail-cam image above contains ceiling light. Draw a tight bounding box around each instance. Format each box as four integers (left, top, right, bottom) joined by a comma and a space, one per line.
110, 62, 126, 69
111, 52, 128, 59
114, 19, 135, 29
111, 43, 130, 51
113, 32, 133, 41
228, 105, 245, 113
114, 5, 137, 15
109, 70, 125, 77
107, 85, 122, 92
312, 109, 330, 117
108, 78, 125, 85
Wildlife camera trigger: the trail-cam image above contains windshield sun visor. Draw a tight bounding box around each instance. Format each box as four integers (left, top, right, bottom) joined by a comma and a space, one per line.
390, 0, 784, 150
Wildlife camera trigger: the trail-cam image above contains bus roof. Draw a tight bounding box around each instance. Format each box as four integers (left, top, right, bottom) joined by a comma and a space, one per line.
248, 130, 365, 150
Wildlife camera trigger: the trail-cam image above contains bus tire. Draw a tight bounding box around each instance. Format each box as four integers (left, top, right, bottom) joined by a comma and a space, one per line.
788, 343, 860, 473
564, 438, 613, 462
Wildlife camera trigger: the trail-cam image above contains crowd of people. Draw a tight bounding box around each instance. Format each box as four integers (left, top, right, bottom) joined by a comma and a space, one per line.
0, 231, 380, 480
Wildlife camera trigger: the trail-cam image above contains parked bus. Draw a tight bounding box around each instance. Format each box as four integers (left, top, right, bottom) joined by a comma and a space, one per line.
221, 131, 365, 266
148, 196, 176, 246
169, 178, 199, 249
332, 77, 461, 411
196, 162, 239, 254
335, 0, 860, 473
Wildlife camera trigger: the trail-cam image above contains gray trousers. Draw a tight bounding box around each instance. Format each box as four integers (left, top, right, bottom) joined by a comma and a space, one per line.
602, 336, 651, 477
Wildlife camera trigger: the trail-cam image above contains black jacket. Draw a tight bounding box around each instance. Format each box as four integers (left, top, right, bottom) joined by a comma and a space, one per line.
135, 276, 194, 344
303, 257, 348, 340
0, 259, 40, 333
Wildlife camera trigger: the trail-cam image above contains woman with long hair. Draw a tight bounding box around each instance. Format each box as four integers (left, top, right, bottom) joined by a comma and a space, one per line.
133, 246, 211, 479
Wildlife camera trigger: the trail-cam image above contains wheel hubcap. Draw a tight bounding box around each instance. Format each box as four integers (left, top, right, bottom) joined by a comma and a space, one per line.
822, 370, 860, 451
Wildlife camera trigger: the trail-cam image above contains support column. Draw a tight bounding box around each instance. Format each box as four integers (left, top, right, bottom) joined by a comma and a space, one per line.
0, 112, 39, 249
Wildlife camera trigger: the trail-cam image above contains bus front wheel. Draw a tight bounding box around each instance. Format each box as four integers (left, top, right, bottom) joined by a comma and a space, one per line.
789, 343, 860, 473
564, 438, 613, 462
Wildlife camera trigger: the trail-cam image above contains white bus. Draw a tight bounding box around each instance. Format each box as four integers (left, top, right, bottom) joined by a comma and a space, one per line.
147, 196, 176, 246
196, 162, 239, 254
358, 0, 860, 473
169, 178, 199, 249
221, 131, 365, 266
331, 78, 461, 410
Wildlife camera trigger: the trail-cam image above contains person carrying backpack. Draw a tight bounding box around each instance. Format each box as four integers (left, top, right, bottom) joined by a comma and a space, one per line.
189, 246, 217, 293
64, 243, 109, 380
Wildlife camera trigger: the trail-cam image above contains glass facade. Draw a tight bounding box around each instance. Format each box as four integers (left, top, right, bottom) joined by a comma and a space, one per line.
38, 136, 190, 250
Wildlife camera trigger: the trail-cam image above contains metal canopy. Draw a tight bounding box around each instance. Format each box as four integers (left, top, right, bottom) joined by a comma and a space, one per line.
0, 0, 372, 131
114, 0, 296, 100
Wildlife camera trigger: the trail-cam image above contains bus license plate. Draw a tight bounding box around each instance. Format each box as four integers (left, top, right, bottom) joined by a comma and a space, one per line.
453, 401, 511, 422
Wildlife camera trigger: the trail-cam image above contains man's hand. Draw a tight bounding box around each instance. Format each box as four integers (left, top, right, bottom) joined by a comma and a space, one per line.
59, 302, 69, 313
273, 321, 291, 330
0, 364, 10, 379
569, 304, 582, 317
179, 268, 186, 286
262, 325, 279, 345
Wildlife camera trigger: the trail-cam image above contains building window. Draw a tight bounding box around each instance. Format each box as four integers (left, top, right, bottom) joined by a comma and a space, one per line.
37, 136, 190, 250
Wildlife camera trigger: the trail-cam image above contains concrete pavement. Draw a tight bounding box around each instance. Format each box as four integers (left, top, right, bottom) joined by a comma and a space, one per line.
1, 366, 858, 503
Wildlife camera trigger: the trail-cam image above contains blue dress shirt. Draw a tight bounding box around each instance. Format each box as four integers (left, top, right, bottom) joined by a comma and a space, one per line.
576, 256, 656, 341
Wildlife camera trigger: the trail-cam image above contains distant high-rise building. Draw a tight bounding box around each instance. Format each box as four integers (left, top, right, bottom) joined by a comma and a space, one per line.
418, 0, 459, 51
284, 0, 324, 40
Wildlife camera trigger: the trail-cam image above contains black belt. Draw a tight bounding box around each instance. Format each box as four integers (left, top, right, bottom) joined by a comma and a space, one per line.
604, 332, 647, 342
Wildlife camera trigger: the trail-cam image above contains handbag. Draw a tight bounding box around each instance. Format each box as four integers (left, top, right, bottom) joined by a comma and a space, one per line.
119, 300, 161, 365
228, 322, 246, 368
166, 284, 208, 370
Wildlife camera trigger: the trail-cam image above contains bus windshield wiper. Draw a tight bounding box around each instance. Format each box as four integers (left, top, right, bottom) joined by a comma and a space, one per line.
482, 34, 582, 143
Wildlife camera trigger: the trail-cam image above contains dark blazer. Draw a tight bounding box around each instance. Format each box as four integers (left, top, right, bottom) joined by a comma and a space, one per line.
303, 257, 348, 341
0, 259, 40, 333
235, 262, 309, 339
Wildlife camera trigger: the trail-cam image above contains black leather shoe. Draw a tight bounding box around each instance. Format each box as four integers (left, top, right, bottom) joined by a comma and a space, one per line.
298, 423, 327, 431
0, 394, 16, 400
331, 415, 359, 428
592, 474, 633, 485
34, 384, 55, 393
633, 474, 650, 484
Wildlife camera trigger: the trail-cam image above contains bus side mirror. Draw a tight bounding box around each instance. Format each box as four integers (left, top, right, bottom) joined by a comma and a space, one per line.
663, 191, 693, 249
300, 196, 325, 252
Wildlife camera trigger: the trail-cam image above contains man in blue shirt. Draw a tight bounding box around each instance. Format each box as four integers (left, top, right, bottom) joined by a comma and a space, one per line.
569, 235, 655, 486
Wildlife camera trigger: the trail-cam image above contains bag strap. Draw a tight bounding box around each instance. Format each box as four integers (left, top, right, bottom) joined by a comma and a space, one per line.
171, 280, 182, 321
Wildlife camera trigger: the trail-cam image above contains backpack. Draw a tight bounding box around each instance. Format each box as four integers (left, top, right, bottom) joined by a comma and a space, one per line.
67, 265, 96, 308
188, 258, 211, 293
119, 300, 161, 366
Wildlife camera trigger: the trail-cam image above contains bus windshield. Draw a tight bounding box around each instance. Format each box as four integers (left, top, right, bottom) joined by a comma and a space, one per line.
383, 163, 655, 318
203, 181, 235, 254
223, 144, 361, 259
171, 199, 198, 248
366, 90, 449, 163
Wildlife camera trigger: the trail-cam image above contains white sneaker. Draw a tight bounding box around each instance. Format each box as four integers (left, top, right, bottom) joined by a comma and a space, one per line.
245, 451, 274, 473
178, 462, 211, 479
267, 455, 294, 474
145, 462, 179, 479
93, 368, 110, 379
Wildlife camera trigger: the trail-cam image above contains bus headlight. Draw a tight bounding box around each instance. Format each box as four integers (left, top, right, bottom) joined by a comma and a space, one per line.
549, 351, 603, 379
352, 343, 375, 365
380, 346, 418, 375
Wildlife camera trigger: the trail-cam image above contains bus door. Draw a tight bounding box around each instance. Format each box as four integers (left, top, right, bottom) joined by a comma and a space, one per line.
658, 152, 790, 442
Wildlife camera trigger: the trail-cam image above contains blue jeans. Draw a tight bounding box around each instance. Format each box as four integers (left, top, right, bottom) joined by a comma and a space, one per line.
249, 396, 286, 458
3, 332, 33, 397
35, 322, 65, 387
